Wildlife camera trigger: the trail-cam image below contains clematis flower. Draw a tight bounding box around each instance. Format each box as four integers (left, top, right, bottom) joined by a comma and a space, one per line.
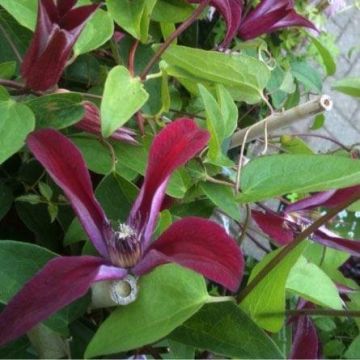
21, 0, 98, 91
251, 186, 360, 255
189, 0, 315, 47
237, 0, 317, 41
0, 119, 244, 346
189, 0, 244, 47
75, 101, 138, 145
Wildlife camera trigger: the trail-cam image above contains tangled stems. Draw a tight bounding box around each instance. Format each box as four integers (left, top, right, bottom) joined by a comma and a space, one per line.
236, 189, 360, 303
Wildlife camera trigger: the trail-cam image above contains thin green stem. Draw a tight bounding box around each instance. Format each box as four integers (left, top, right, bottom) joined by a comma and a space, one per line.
236, 189, 360, 303
140, 0, 210, 80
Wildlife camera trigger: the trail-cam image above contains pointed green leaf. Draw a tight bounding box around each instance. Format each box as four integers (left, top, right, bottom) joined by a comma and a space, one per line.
332, 77, 360, 98
238, 154, 360, 203
101, 66, 149, 137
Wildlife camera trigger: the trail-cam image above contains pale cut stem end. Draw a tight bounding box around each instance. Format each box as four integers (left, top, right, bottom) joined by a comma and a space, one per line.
230, 95, 333, 149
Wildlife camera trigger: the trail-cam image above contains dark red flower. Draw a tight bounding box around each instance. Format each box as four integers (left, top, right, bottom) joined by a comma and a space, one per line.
189, 0, 316, 47
238, 0, 317, 41
0, 119, 244, 346
75, 102, 138, 145
21, 0, 98, 91
252, 186, 360, 255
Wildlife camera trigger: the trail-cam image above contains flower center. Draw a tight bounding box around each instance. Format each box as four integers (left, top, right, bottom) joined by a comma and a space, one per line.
108, 224, 142, 268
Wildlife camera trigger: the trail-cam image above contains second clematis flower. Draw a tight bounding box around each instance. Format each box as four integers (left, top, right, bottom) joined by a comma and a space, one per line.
237, 0, 317, 41
0, 119, 244, 346
21, 0, 98, 91
252, 185, 360, 255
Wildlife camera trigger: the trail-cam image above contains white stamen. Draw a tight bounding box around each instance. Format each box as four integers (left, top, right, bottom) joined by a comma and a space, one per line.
116, 223, 136, 240
110, 275, 138, 305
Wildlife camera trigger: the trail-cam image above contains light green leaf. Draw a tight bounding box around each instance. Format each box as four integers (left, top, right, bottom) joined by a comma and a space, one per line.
0, 99, 35, 164
152, 0, 194, 23
74, 9, 114, 56
85, 264, 209, 358
332, 77, 360, 98
170, 302, 284, 359
0, 0, 37, 30
101, 66, 149, 137
286, 256, 343, 309
345, 335, 360, 359
310, 36, 336, 76
280, 135, 314, 154
200, 182, 240, 221
0, 61, 16, 79
238, 154, 360, 203
160, 45, 270, 104
240, 242, 307, 332
106, 0, 157, 42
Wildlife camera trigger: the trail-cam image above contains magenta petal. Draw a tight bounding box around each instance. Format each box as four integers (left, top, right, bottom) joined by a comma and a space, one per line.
0, 256, 126, 347
313, 228, 360, 256
269, 10, 318, 33
189, 0, 243, 47
128, 119, 209, 247
27, 129, 110, 258
252, 210, 294, 245
286, 186, 360, 213
289, 302, 319, 359
57, 0, 77, 17
133, 217, 244, 292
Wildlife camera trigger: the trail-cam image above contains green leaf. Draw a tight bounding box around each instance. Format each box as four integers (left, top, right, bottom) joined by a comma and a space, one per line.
0, 61, 16, 79
95, 173, 138, 223
85, 264, 209, 358
0, 99, 35, 164
170, 302, 284, 359
26, 93, 84, 130
332, 77, 360, 98
290, 60, 322, 93
280, 135, 314, 154
345, 335, 360, 359
71, 135, 113, 175
310, 36, 336, 76
38, 182, 53, 201
101, 66, 149, 137
106, 0, 157, 42
200, 182, 240, 221
152, 0, 194, 23
73, 8, 114, 56
0, 240, 55, 304
0, 0, 37, 30
311, 113, 325, 130
238, 154, 360, 203
16, 194, 43, 205
160, 45, 270, 104
286, 256, 343, 309
239, 242, 307, 332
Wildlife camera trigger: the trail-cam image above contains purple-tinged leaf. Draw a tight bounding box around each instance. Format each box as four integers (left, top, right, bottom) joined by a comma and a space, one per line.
27, 129, 110, 258
134, 217, 244, 292
0, 256, 126, 347
128, 119, 209, 248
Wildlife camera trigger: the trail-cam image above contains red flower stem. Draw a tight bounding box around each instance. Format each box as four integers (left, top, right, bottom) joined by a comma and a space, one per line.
236, 189, 360, 303
139, 0, 210, 80
128, 40, 139, 77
